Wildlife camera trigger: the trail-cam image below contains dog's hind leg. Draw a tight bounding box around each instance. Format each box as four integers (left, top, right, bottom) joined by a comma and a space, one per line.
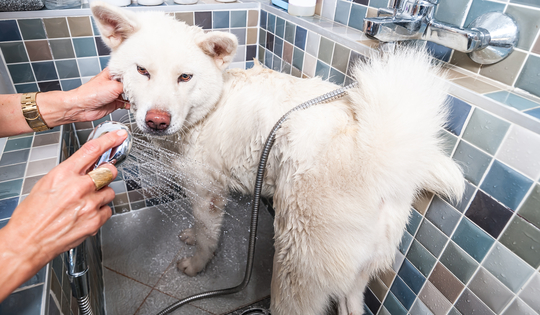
177, 190, 227, 276
337, 270, 369, 315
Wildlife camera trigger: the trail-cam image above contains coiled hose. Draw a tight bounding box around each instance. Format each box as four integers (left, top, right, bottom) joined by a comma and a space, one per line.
157, 81, 358, 315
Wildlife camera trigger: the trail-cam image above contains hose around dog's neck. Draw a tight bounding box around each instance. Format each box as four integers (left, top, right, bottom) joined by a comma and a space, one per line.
156, 82, 358, 315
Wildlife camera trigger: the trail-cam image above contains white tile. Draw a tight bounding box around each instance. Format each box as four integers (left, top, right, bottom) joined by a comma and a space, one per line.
519, 273, 540, 313
29, 143, 59, 161
496, 124, 540, 180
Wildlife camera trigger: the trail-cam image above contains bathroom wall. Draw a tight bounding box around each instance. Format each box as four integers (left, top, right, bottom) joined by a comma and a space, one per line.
315, 0, 540, 99
1, 1, 540, 315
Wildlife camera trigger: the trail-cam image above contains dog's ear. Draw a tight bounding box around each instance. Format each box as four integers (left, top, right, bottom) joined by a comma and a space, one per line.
197, 31, 238, 71
91, 1, 139, 50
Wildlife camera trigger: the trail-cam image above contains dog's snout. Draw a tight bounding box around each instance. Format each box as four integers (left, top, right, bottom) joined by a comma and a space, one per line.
145, 109, 171, 131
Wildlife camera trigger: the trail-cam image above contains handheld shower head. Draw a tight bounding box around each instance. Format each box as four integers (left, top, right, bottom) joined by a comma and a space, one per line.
87, 121, 133, 169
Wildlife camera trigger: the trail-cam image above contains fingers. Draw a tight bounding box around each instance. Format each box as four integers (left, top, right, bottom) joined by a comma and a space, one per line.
63, 129, 128, 174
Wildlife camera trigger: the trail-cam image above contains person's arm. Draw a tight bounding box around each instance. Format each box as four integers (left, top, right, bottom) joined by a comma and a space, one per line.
0, 68, 127, 138
0, 129, 127, 302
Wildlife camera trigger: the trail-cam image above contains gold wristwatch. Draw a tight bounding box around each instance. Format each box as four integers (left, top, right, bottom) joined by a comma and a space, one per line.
21, 92, 51, 132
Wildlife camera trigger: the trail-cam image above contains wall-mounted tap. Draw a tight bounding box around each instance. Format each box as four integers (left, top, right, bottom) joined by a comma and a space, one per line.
363, 0, 519, 64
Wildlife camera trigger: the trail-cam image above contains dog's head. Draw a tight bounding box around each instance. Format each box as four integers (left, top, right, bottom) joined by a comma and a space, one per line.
91, 2, 238, 136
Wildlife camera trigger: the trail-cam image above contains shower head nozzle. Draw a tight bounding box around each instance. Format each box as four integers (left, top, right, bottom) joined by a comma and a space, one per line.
87, 121, 133, 169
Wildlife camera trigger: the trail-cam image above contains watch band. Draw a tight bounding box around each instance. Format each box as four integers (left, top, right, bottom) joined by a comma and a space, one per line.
21, 92, 51, 132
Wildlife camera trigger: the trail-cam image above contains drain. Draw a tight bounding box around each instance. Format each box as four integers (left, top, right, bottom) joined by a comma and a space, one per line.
240, 308, 270, 315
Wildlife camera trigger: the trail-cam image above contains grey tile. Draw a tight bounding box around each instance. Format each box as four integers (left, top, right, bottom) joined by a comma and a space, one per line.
18, 19, 47, 40
103, 268, 152, 315
230, 10, 247, 28
0, 284, 43, 315
176, 12, 194, 26
416, 219, 448, 257
4, 136, 33, 152
406, 240, 436, 277
440, 241, 479, 284
500, 216, 540, 268
0, 163, 25, 182
468, 267, 514, 313
33, 132, 60, 147
43, 17, 70, 38
318, 36, 334, 64
496, 124, 540, 182
331, 43, 350, 74
519, 184, 540, 230
29, 144, 59, 161
49, 39, 75, 59
434, 0, 471, 26
275, 16, 285, 38
428, 263, 464, 303
452, 140, 492, 186
439, 129, 458, 156
502, 298, 538, 315
230, 28, 246, 46
61, 78, 82, 91
516, 55, 540, 98
72, 37, 97, 57
315, 60, 330, 80
519, 273, 540, 313
78, 57, 100, 77
26, 157, 57, 177
479, 50, 527, 86
505, 4, 540, 51
25, 41, 52, 63
455, 289, 495, 315
284, 21, 295, 44
482, 243, 535, 293
8, 63, 35, 84
451, 218, 494, 263
418, 281, 452, 315
409, 299, 434, 315
292, 47, 304, 71
444, 180, 475, 213
22, 175, 44, 194
462, 108, 510, 155
67, 16, 93, 37
0, 42, 29, 63
425, 196, 461, 236
0, 149, 30, 166
55, 59, 80, 79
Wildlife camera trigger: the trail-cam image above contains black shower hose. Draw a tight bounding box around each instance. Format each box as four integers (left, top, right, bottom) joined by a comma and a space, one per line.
156, 82, 357, 315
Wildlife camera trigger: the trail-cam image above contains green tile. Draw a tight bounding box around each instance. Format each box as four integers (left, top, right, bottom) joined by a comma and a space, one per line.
406, 240, 437, 277
515, 54, 540, 98
0, 42, 28, 63
0, 179, 23, 200
440, 241, 479, 284
451, 218, 495, 263
4, 137, 33, 151
462, 108, 510, 155
318, 36, 334, 64
55, 60, 80, 79
18, 19, 46, 40
331, 43, 350, 74
518, 184, 540, 229
72, 37, 97, 57
7, 63, 35, 84
284, 21, 295, 44
292, 47, 304, 71
500, 216, 540, 268
49, 39, 75, 59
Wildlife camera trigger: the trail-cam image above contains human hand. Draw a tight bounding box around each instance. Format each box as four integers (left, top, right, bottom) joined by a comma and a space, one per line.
3, 128, 127, 265
39, 68, 130, 126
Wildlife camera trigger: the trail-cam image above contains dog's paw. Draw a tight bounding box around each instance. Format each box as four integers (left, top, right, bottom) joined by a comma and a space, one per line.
177, 256, 205, 277
179, 228, 196, 245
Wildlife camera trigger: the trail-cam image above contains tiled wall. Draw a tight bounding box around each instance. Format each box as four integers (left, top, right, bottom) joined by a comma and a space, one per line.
2, 2, 540, 315
258, 7, 540, 315
315, 0, 540, 99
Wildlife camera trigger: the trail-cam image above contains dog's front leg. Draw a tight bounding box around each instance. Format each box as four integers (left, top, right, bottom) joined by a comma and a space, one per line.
177, 191, 226, 276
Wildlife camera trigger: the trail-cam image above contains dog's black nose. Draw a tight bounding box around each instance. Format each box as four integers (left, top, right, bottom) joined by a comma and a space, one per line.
145, 109, 171, 131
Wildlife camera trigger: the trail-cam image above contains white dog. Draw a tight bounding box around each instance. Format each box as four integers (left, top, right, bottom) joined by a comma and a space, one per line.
92, 3, 464, 314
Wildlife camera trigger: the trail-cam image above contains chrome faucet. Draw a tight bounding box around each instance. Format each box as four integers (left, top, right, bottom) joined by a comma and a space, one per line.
363, 0, 519, 64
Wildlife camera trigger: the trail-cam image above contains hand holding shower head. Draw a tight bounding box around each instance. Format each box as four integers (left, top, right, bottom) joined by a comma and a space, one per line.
87, 121, 133, 168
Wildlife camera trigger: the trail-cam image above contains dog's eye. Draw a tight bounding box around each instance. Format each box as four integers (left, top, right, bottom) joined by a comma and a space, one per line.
137, 66, 150, 78
178, 74, 193, 82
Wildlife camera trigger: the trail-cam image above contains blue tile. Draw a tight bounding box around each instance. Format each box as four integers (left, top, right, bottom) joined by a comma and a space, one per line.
260, 10, 267, 29
32, 61, 57, 81
55, 59, 79, 79
266, 32, 274, 51
364, 288, 381, 314
194, 11, 212, 29
464, 0, 506, 27
259, 28, 266, 47
426, 41, 452, 62
0, 284, 43, 315
99, 56, 110, 70
272, 54, 281, 71
416, 219, 448, 257
292, 47, 304, 71
275, 17, 285, 38
294, 26, 307, 50
452, 140, 492, 186
267, 13, 276, 33
398, 258, 426, 294
78, 58, 100, 77
0, 164, 25, 182
390, 276, 416, 310
525, 107, 540, 120
60, 78, 82, 91
213, 11, 229, 29
246, 45, 257, 61
406, 208, 422, 235
486, 91, 539, 111
348, 3, 368, 31
0, 179, 23, 200
383, 291, 408, 315
462, 108, 510, 155
406, 240, 437, 277
480, 160, 533, 210
15, 83, 39, 93
0, 197, 18, 220
329, 68, 345, 85
20, 266, 46, 289
0, 20, 22, 42
399, 231, 413, 254
426, 196, 461, 236
515, 55, 540, 98
465, 190, 513, 238
264, 49, 273, 69
95, 36, 111, 56
452, 218, 495, 262
274, 37, 283, 58
285, 21, 295, 44
444, 180, 475, 213
315, 60, 330, 80
231, 10, 247, 28
4, 137, 32, 152
335, 0, 352, 25
445, 96, 471, 136
72, 37, 97, 57
8, 63, 36, 84
0, 149, 30, 166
